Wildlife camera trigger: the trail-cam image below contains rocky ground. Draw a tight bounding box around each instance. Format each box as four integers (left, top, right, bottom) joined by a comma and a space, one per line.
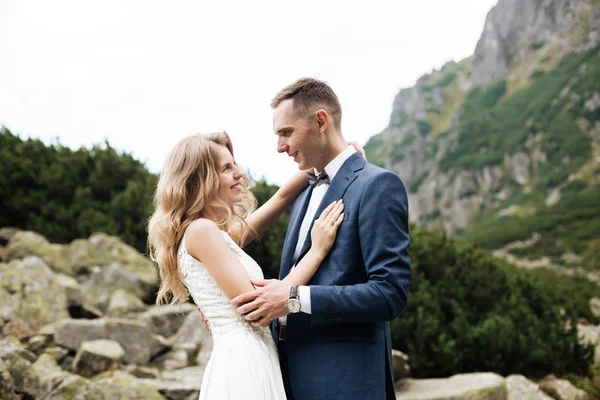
1, 228, 598, 399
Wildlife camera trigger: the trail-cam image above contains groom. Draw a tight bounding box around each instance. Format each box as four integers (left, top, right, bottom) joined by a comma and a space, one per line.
232, 78, 411, 399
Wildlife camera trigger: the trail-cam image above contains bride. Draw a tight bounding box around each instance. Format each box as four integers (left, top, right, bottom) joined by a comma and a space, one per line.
147, 131, 346, 399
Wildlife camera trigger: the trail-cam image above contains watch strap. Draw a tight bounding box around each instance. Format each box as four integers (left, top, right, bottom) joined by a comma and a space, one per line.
289, 285, 299, 299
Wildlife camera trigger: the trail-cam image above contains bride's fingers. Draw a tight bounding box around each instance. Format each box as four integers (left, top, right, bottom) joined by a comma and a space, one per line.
319, 201, 337, 224
333, 212, 344, 227
323, 203, 338, 225
325, 201, 344, 225
318, 201, 337, 221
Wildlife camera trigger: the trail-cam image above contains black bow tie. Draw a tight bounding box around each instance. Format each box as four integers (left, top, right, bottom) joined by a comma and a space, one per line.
307, 171, 331, 188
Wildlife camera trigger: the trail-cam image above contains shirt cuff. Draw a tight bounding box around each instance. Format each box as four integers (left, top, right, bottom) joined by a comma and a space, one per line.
299, 285, 312, 314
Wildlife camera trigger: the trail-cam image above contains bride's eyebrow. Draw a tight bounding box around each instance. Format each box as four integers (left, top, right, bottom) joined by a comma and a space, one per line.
220, 162, 233, 170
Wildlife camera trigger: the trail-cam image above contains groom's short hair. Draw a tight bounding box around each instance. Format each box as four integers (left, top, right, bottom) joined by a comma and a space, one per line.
271, 78, 342, 130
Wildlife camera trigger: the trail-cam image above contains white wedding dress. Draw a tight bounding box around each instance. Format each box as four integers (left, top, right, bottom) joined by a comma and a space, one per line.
178, 230, 287, 400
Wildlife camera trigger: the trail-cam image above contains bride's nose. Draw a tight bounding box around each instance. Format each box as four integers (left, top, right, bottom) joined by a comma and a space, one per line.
233, 167, 243, 180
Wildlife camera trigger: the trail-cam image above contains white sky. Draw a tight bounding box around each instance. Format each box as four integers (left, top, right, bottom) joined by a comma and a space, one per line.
0, 0, 497, 185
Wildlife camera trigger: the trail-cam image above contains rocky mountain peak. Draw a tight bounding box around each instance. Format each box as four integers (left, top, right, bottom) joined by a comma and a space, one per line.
472, 0, 600, 86
364, 0, 600, 269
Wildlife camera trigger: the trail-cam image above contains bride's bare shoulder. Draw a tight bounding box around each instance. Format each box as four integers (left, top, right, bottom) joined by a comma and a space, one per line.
185, 219, 222, 255
187, 218, 218, 233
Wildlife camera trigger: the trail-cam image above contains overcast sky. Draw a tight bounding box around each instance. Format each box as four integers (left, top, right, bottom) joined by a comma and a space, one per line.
0, 0, 497, 185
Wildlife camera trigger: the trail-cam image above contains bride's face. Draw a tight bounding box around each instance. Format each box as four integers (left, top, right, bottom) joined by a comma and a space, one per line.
214, 145, 244, 207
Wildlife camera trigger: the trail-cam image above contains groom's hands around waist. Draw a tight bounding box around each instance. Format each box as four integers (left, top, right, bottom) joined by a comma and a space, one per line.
231, 279, 290, 327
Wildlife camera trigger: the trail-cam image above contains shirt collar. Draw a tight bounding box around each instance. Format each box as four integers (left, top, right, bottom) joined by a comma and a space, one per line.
314, 145, 357, 181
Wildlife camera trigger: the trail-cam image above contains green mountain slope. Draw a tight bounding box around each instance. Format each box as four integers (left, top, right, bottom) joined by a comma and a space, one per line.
366, 44, 600, 270
454, 47, 600, 265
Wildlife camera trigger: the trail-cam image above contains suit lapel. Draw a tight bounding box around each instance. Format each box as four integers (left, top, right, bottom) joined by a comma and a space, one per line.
295, 153, 365, 264
280, 186, 313, 279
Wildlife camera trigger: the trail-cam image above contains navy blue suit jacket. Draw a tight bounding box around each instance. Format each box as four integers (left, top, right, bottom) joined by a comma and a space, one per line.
274, 153, 412, 400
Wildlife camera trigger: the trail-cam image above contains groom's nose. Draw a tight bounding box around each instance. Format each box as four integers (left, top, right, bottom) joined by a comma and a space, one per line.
277, 138, 288, 153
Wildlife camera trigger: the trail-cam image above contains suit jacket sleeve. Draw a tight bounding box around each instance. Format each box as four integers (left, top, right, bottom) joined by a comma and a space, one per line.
309, 171, 412, 326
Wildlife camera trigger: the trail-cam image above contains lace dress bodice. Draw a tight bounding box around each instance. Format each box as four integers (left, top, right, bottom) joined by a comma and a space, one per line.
178, 230, 270, 342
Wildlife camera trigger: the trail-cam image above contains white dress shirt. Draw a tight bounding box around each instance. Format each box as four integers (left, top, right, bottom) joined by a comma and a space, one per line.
281, 145, 357, 324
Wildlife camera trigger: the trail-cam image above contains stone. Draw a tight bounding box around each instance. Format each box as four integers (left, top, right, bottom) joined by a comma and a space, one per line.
506, 375, 553, 400
86, 233, 157, 289
0, 257, 69, 338
396, 372, 507, 400
196, 340, 213, 368
124, 364, 161, 379
54, 318, 106, 349
0, 336, 33, 392
145, 366, 204, 399
54, 273, 84, 307
22, 353, 74, 398
472, 0, 600, 85
1, 231, 72, 274
80, 261, 157, 311
511, 152, 531, 185
43, 375, 102, 400
546, 188, 561, 207
59, 354, 76, 372
585, 93, 600, 112
169, 311, 212, 360
152, 333, 171, 357
577, 324, 600, 363
92, 370, 165, 399
72, 339, 125, 377
39, 322, 56, 335
27, 334, 52, 354
140, 378, 201, 400
392, 349, 411, 379
43, 346, 70, 363
161, 365, 205, 387
1, 230, 158, 312
538, 374, 588, 400
0, 228, 19, 246
69, 302, 105, 319
54, 318, 167, 364
106, 289, 147, 317
589, 298, 600, 318
139, 302, 197, 338
152, 349, 189, 371
561, 252, 582, 265
0, 358, 17, 400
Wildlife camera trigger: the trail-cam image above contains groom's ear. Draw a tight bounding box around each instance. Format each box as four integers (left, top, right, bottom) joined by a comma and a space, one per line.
315, 109, 328, 133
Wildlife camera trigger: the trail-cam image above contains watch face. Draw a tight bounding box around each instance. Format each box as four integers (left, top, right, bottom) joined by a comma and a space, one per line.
287, 298, 301, 313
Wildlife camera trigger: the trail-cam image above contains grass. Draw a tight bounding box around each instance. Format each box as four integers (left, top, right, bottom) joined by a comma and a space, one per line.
461, 184, 600, 262
427, 77, 468, 138
439, 46, 599, 173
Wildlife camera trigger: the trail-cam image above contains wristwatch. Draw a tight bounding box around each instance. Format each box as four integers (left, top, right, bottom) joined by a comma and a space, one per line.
286, 286, 301, 314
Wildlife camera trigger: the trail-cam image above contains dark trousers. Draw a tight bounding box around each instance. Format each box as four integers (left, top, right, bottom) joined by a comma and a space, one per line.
278, 340, 295, 400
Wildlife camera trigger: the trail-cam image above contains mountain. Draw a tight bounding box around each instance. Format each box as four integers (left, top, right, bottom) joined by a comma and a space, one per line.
365, 0, 600, 270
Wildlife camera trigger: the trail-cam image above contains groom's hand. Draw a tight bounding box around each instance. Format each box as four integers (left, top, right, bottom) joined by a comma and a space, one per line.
231, 279, 290, 327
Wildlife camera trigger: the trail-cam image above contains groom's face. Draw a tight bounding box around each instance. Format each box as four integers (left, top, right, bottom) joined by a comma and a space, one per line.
273, 99, 320, 170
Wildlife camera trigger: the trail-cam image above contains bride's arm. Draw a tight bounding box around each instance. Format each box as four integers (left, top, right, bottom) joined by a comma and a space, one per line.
239, 170, 309, 247
230, 201, 345, 326
281, 201, 344, 286
186, 219, 256, 299
186, 203, 343, 301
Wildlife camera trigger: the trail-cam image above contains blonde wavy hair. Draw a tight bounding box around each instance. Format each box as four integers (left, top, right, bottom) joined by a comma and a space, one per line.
148, 132, 257, 305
